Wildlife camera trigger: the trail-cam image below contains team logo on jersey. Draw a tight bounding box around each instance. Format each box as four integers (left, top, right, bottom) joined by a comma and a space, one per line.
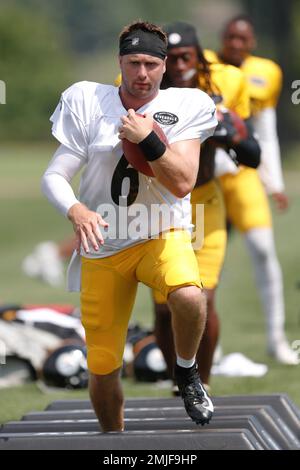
132, 38, 139, 46
250, 76, 266, 87
153, 112, 179, 126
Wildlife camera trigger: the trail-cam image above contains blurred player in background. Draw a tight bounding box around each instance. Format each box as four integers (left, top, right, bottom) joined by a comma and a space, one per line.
153, 21, 261, 389
204, 15, 298, 364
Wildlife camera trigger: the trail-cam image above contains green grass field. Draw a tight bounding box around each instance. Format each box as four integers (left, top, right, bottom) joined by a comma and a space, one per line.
0, 142, 299, 424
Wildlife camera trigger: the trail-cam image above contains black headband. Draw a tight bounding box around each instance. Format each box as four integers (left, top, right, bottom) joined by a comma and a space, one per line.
165, 22, 200, 49
119, 29, 167, 60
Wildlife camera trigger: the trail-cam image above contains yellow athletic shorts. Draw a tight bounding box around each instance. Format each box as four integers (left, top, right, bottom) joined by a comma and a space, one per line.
219, 167, 272, 233
192, 180, 227, 289
153, 180, 227, 303
80, 230, 201, 375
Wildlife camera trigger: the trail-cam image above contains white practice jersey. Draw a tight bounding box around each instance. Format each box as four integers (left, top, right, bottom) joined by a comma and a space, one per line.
50, 81, 217, 289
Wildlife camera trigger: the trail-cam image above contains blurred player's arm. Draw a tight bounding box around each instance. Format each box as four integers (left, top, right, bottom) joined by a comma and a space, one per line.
253, 107, 288, 211
232, 118, 261, 168
212, 116, 261, 168
212, 71, 260, 169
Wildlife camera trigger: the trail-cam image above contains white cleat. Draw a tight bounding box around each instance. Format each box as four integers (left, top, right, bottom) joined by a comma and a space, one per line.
22, 241, 64, 287
268, 340, 300, 365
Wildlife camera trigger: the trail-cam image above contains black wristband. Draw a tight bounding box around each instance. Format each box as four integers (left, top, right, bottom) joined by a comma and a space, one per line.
138, 130, 166, 162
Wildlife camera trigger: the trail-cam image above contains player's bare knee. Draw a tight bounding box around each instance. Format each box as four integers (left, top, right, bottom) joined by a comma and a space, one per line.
170, 284, 202, 302
169, 285, 205, 319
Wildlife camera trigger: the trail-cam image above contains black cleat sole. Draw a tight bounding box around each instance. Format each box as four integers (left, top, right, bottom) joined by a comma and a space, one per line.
195, 417, 212, 426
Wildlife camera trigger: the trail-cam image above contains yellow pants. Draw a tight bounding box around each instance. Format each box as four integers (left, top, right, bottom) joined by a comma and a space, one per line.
154, 180, 227, 306
219, 167, 272, 232
81, 230, 201, 375
192, 180, 227, 290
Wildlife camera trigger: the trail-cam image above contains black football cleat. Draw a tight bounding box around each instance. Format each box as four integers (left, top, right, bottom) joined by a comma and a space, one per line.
174, 363, 214, 425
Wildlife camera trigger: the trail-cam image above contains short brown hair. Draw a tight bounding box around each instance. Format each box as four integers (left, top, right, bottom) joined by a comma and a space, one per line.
119, 20, 167, 47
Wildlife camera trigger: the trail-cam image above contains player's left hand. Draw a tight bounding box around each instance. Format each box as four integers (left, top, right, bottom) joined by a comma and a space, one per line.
272, 192, 289, 212
119, 110, 153, 143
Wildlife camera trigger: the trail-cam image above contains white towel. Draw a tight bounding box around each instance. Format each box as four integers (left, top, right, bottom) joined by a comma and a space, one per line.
211, 353, 268, 377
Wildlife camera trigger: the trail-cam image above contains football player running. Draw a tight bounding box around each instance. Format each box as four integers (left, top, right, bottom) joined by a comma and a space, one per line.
41, 21, 218, 431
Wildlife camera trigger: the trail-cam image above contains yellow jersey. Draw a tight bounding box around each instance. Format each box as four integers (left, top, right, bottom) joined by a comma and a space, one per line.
204, 49, 282, 115
200, 61, 250, 119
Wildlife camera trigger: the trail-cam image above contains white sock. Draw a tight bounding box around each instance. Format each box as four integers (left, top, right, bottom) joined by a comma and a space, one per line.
176, 356, 196, 368
245, 227, 286, 347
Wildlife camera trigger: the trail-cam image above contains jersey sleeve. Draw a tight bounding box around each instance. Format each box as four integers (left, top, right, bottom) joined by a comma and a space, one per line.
168, 89, 218, 145
50, 82, 92, 159
265, 63, 282, 108
243, 57, 283, 112
251, 63, 282, 108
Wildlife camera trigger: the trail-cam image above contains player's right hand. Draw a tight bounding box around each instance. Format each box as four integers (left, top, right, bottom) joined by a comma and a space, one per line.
67, 203, 109, 254
272, 192, 289, 212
